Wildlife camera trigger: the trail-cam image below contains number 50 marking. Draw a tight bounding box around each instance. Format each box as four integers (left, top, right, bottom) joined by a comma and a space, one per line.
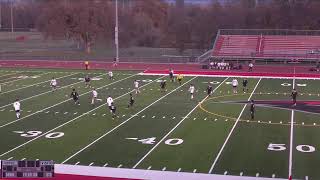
268, 143, 316, 153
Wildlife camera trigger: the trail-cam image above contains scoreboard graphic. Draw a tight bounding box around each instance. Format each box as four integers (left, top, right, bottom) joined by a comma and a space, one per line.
1, 160, 54, 178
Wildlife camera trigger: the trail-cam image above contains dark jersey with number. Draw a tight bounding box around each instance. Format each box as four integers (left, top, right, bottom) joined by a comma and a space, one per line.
292, 91, 298, 99
243, 80, 248, 87
160, 81, 166, 88
71, 91, 79, 100
250, 103, 255, 112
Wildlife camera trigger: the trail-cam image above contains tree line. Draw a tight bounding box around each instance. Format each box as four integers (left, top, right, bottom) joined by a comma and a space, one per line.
1, 0, 320, 53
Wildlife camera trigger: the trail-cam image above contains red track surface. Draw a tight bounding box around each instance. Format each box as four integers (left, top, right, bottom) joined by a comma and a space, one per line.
2, 174, 134, 180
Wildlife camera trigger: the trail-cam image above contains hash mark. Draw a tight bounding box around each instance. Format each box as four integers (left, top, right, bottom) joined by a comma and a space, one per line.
21, 158, 26, 161
256, 173, 259, 177
122, 114, 126, 117
214, 119, 218, 121
302, 122, 305, 125
193, 169, 197, 173
193, 118, 197, 120
117, 164, 123, 168
142, 115, 145, 118
64, 112, 68, 114
204, 118, 207, 121
224, 171, 227, 175
177, 168, 181, 172
240, 172, 243, 176
7, 157, 13, 160
45, 111, 50, 114
225, 119, 228, 122
162, 167, 166, 171
103, 163, 108, 167
280, 121, 282, 124
89, 162, 94, 166
172, 117, 176, 119
75, 162, 80, 165
152, 116, 155, 118
102, 114, 106, 116
272, 174, 275, 178
147, 166, 152, 170
92, 113, 96, 116
55, 112, 59, 114
163, 116, 166, 119
306, 176, 309, 180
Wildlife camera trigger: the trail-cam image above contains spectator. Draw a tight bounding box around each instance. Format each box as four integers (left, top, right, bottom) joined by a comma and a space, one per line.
249, 62, 254, 72
209, 61, 214, 69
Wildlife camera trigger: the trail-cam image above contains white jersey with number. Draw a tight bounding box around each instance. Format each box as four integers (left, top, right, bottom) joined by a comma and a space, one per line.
108, 71, 113, 77
92, 90, 98, 98
232, 79, 238, 87
189, 86, 195, 94
107, 97, 113, 106
50, 79, 57, 86
134, 81, 139, 88
13, 101, 20, 111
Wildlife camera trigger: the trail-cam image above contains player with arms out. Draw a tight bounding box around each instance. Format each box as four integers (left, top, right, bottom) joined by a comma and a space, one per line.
291, 88, 298, 106
50, 77, 57, 92
160, 80, 166, 92
127, 93, 135, 108
84, 75, 91, 88
188, 84, 195, 99
70, 88, 80, 105
250, 100, 255, 120
169, 68, 174, 82
91, 88, 98, 105
134, 80, 140, 94
108, 70, 114, 80
232, 78, 238, 94
13, 99, 21, 119
242, 79, 248, 93
177, 74, 183, 85
207, 83, 213, 96
106, 95, 114, 113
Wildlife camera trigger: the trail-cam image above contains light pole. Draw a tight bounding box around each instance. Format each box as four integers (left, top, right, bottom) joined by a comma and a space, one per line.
115, 0, 119, 62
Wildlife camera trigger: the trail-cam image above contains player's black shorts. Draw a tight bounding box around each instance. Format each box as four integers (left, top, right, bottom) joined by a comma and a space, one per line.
112, 109, 116, 113
73, 97, 79, 101
233, 86, 237, 88
178, 79, 182, 82
15, 110, 20, 113
130, 100, 135, 105
169, 73, 173, 78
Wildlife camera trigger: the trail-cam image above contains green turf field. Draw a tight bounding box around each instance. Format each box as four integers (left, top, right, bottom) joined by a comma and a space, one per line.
0, 68, 319, 180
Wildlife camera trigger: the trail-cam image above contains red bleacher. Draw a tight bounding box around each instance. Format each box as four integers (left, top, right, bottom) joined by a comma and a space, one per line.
213, 34, 320, 59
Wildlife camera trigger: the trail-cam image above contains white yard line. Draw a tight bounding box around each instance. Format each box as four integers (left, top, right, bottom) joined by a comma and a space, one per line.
132, 77, 228, 169
0, 75, 164, 158
208, 78, 262, 173
0, 73, 138, 128
0, 72, 19, 78
288, 78, 295, 178
0, 72, 51, 86
0, 72, 77, 95
0, 74, 103, 110
61, 76, 196, 164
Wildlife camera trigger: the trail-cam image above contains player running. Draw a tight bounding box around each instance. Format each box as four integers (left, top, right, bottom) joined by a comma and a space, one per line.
70, 88, 80, 105
91, 88, 98, 105
177, 74, 183, 85
207, 84, 213, 96
110, 103, 117, 119
188, 84, 195, 99
250, 100, 255, 120
106, 95, 114, 113
160, 80, 166, 92
134, 80, 140, 94
291, 88, 298, 106
108, 71, 114, 80
169, 68, 174, 82
232, 78, 238, 94
13, 99, 21, 119
127, 93, 135, 108
50, 77, 57, 91
84, 75, 91, 88
242, 79, 248, 92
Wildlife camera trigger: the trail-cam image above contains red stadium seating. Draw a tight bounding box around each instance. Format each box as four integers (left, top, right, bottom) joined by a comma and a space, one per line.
213, 35, 320, 59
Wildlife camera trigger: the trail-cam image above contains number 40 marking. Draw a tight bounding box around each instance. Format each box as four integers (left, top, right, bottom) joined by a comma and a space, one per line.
127, 137, 184, 146
268, 143, 316, 153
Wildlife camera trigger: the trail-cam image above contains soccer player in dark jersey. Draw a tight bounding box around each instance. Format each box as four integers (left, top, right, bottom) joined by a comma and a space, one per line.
110, 102, 117, 118
250, 100, 255, 120
169, 69, 174, 82
160, 80, 166, 92
84, 75, 91, 88
291, 88, 298, 106
70, 88, 80, 105
127, 93, 135, 108
207, 84, 213, 96
243, 79, 248, 92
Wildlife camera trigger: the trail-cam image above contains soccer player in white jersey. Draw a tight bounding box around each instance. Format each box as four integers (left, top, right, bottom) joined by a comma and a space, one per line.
108, 71, 114, 80
188, 84, 195, 99
134, 80, 140, 94
106, 95, 114, 113
232, 78, 238, 94
50, 77, 57, 91
91, 88, 98, 105
13, 99, 21, 119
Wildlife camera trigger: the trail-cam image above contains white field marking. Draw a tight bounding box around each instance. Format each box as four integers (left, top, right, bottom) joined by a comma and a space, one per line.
55, 112, 59, 114
61, 76, 195, 164
208, 78, 261, 173
75, 162, 80, 165
122, 114, 126, 117
103, 163, 108, 167
147, 166, 152, 170
302, 122, 304, 125
0, 75, 159, 159
92, 113, 96, 116
280, 121, 283, 124
74, 112, 78, 115
133, 77, 229, 169
204, 118, 207, 121
36, 159, 39, 161
193, 118, 197, 120
214, 119, 218, 121
240, 172, 243, 176
172, 117, 175, 119
224, 171, 228, 175
142, 115, 145, 118
102, 114, 106, 116
0, 72, 75, 95
0, 109, 5, 111
162, 116, 166, 119
126, 138, 138, 140
0, 74, 138, 129
27, 110, 32, 113
64, 112, 68, 115
225, 119, 228, 122
306, 176, 308, 180
177, 168, 181, 172
288, 79, 295, 179
89, 162, 94, 166
0, 73, 89, 110
7, 157, 13, 160
269, 121, 271, 123
21, 158, 26, 160
256, 173, 259, 177
193, 169, 197, 173
152, 116, 155, 118
272, 174, 275, 178
117, 164, 123, 168
314, 123, 316, 126
162, 167, 166, 171
0, 72, 19, 78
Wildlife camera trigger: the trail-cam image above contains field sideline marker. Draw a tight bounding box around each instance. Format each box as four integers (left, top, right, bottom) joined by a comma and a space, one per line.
208, 78, 262, 173
0, 75, 164, 158
0, 73, 138, 128
132, 77, 228, 169
61, 76, 195, 164
0, 72, 77, 95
